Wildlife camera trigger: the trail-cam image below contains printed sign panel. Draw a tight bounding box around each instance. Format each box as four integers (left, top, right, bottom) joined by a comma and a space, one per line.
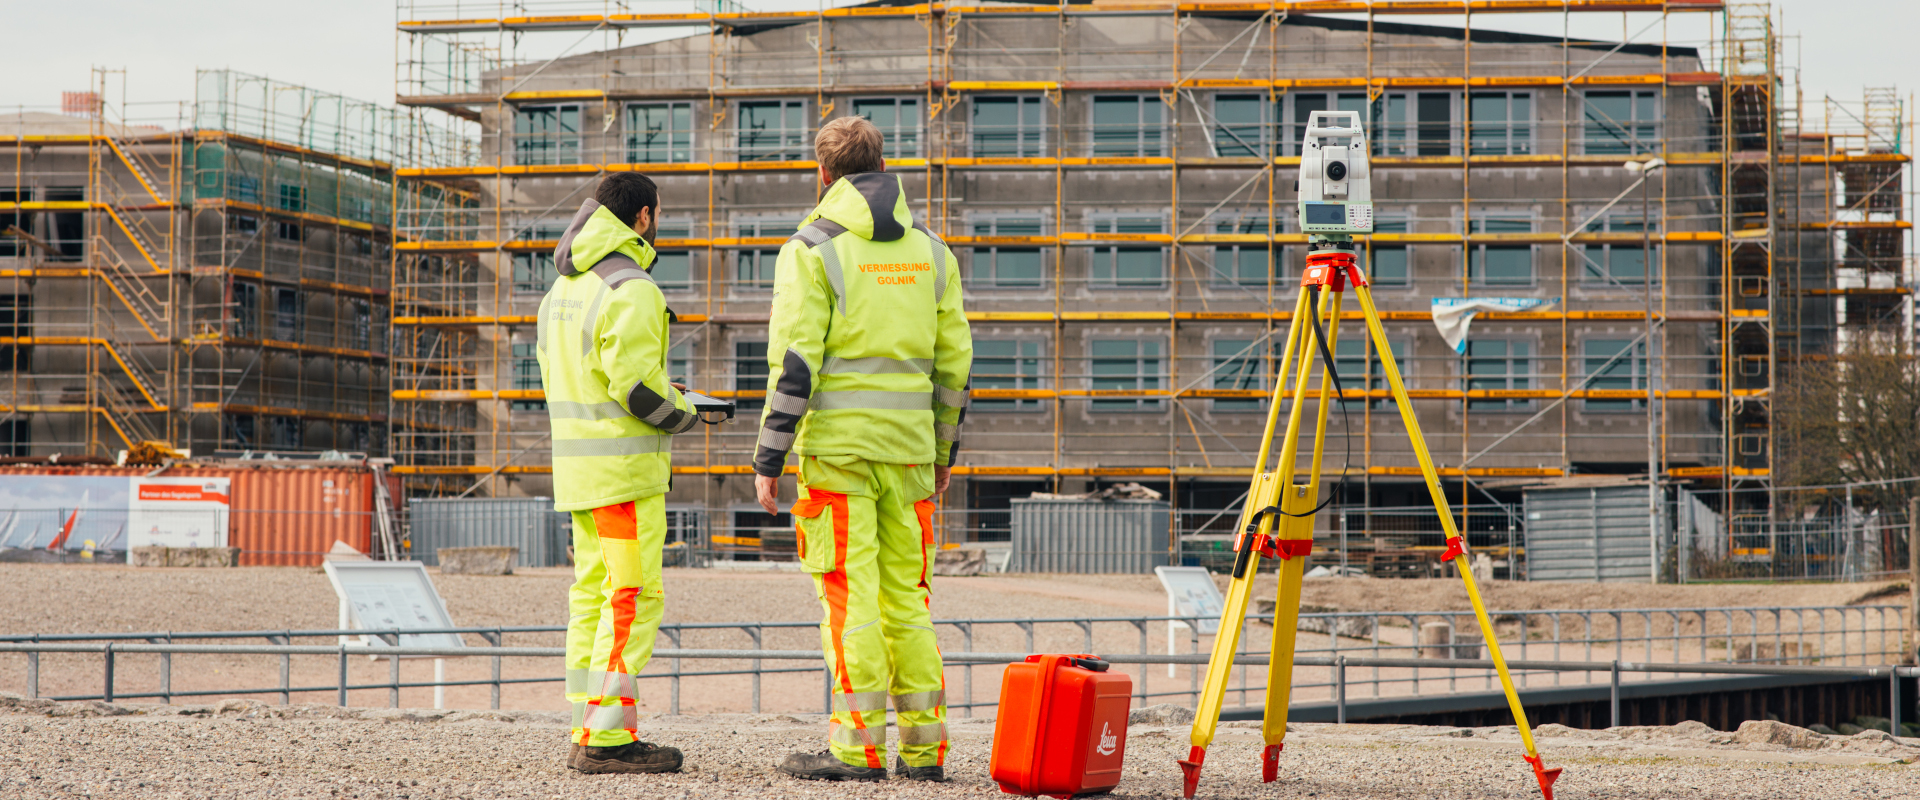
322, 560, 464, 651
127, 477, 231, 549
1155, 566, 1223, 635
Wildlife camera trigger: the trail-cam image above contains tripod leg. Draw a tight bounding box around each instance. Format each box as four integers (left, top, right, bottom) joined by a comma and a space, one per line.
1180, 290, 1312, 799
1259, 284, 1347, 780
1350, 283, 1561, 800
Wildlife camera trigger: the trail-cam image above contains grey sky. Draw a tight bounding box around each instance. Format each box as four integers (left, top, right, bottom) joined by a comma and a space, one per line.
4, 1, 1913, 124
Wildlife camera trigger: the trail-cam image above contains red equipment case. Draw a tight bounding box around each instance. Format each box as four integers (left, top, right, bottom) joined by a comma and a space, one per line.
990, 654, 1133, 798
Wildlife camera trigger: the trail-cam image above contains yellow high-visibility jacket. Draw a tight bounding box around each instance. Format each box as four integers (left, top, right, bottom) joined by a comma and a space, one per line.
753, 172, 973, 476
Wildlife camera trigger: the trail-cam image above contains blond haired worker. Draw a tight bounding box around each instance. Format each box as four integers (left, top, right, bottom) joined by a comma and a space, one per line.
756, 116, 973, 782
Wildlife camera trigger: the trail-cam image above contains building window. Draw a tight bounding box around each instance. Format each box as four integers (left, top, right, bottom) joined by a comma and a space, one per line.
852, 97, 921, 158
230, 176, 261, 205
734, 219, 796, 291
1371, 91, 1455, 157
972, 96, 1045, 158
277, 184, 305, 213
511, 253, 552, 296
1470, 91, 1533, 156
1579, 216, 1658, 287
1211, 338, 1266, 412
969, 216, 1044, 289
511, 343, 546, 411
1583, 338, 1647, 412
233, 215, 258, 236
1090, 95, 1164, 157
626, 102, 694, 163
232, 282, 259, 338
667, 341, 693, 386
352, 300, 371, 351
1333, 338, 1404, 409
1089, 339, 1163, 412
1211, 94, 1273, 158
1288, 92, 1367, 156
1467, 216, 1533, 286
275, 221, 303, 242
273, 287, 300, 341
1089, 216, 1166, 289
1367, 217, 1409, 286
1212, 217, 1272, 287
972, 340, 1044, 412
734, 340, 768, 414
1464, 339, 1531, 412
514, 104, 581, 166
737, 100, 806, 161
653, 219, 694, 291
1583, 90, 1659, 155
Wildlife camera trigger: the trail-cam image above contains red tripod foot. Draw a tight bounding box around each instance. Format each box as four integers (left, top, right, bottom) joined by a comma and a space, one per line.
1524, 754, 1562, 800
1178, 746, 1206, 798
1260, 743, 1283, 783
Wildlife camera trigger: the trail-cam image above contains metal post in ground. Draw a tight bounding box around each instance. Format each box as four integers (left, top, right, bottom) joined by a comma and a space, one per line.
1610, 660, 1622, 727
666, 628, 682, 716
103, 643, 115, 703
337, 645, 348, 707
271, 635, 290, 705
25, 650, 35, 699
1890, 669, 1901, 735
389, 654, 400, 709
1336, 656, 1347, 724
152, 635, 173, 704
749, 626, 763, 714
961, 622, 974, 717
482, 630, 502, 710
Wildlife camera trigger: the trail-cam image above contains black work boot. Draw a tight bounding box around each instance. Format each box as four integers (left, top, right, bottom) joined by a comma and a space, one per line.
894, 756, 946, 782
566, 744, 585, 771
576, 740, 683, 774
777, 750, 886, 781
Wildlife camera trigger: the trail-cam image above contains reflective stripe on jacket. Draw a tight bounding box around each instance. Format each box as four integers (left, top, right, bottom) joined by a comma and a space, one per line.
538, 198, 696, 511
754, 172, 973, 477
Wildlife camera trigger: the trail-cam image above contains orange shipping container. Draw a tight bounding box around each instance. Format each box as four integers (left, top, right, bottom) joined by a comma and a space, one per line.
0, 463, 377, 566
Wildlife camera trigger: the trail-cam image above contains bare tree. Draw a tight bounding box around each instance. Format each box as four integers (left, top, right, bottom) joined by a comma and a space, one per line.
1775, 327, 1920, 512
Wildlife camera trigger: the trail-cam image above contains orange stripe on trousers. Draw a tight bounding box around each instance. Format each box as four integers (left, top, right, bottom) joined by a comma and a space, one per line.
805, 489, 880, 767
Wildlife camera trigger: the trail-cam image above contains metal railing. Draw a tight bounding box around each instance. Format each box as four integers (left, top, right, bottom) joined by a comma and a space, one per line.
2, 604, 1907, 720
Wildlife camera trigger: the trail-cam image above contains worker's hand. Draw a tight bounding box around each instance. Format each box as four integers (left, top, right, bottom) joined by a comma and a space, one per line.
670, 382, 687, 392
933, 464, 951, 494
755, 474, 780, 515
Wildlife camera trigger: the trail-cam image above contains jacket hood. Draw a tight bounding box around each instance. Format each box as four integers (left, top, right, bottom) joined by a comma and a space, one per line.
803, 172, 912, 242
552, 198, 656, 277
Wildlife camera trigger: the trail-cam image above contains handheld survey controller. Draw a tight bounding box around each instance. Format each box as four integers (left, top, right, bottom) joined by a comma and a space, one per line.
1176, 113, 1561, 800
679, 389, 736, 424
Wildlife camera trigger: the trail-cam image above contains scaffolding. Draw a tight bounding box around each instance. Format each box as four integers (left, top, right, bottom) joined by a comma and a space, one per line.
0, 69, 475, 459
387, 1, 1912, 565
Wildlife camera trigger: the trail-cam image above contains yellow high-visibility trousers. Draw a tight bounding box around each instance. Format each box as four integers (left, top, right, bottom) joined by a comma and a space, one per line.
565, 495, 666, 747
791, 455, 949, 769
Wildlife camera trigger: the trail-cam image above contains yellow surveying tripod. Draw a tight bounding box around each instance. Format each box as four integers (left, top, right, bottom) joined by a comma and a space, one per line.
1173, 246, 1562, 797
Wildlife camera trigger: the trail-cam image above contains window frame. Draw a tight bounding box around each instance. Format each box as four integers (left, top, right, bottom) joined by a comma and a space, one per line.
1581, 89, 1661, 155
1466, 215, 1536, 288
652, 218, 697, 292
1462, 338, 1533, 412
733, 339, 769, 415
970, 339, 1047, 413
1087, 338, 1165, 413
1365, 215, 1411, 287
1088, 214, 1168, 290
1581, 337, 1648, 413
1576, 214, 1662, 288
510, 342, 547, 411
1286, 91, 1369, 157
1370, 90, 1458, 157
967, 215, 1048, 290
850, 96, 923, 159
625, 101, 695, 164
736, 99, 808, 162
1208, 215, 1276, 289
1089, 94, 1166, 158
1209, 337, 1269, 413
513, 104, 583, 166
970, 95, 1047, 158
1333, 337, 1408, 409
1210, 93, 1274, 158
1469, 90, 1534, 156
731, 218, 798, 292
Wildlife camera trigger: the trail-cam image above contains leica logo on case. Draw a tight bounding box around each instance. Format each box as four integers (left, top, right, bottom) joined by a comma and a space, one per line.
1095, 722, 1118, 757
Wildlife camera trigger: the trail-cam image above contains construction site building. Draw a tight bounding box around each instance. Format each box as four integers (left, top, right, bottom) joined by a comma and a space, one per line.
0, 71, 462, 460
386, 1, 1911, 570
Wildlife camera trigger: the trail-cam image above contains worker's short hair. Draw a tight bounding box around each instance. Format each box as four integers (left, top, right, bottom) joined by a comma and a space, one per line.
815, 116, 886, 182
595, 173, 659, 227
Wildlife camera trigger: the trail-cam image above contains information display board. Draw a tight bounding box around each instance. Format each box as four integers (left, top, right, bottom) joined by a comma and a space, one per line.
322, 560, 464, 651
128, 477, 230, 549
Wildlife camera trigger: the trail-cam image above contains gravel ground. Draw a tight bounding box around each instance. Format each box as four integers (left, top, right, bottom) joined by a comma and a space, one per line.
2, 694, 1917, 799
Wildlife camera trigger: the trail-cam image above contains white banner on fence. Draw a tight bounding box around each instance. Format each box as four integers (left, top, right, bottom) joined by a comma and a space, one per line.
127, 477, 231, 549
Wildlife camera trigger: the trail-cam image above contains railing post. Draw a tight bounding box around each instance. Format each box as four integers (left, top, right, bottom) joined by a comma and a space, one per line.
1133, 619, 1148, 708
338, 645, 349, 707
1335, 656, 1347, 724
103, 643, 115, 703
484, 629, 502, 710
666, 628, 681, 716
961, 622, 974, 717
26, 649, 38, 699
1610, 660, 1622, 727
389, 647, 401, 709
271, 634, 291, 705
1890, 669, 1901, 735
749, 625, 763, 714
